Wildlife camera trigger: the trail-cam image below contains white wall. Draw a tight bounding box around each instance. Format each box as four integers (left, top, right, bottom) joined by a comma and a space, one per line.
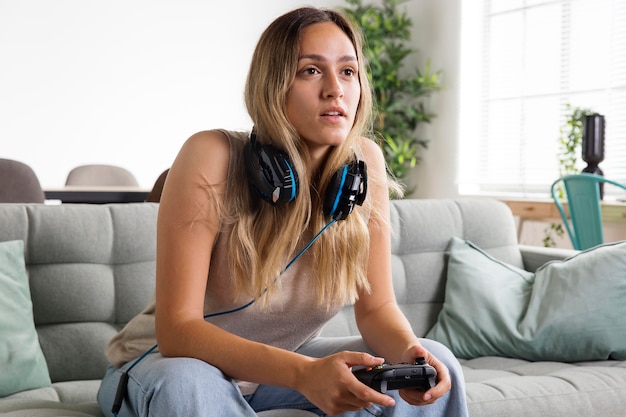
0, 0, 460, 193
406, 0, 461, 198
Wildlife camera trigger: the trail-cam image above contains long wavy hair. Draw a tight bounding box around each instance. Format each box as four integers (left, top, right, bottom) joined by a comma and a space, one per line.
225, 7, 383, 307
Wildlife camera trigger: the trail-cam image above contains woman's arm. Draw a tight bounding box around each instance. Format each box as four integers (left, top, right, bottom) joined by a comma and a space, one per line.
354, 138, 451, 405
353, 138, 418, 361
154, 130, 309, 384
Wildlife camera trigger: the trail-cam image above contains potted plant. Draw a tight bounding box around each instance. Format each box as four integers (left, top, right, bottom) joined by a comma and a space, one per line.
558, 104, 594, 178
341, 0, 441, 187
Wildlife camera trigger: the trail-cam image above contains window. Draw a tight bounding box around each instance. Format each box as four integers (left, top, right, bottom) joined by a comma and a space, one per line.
459, 0, 626, 199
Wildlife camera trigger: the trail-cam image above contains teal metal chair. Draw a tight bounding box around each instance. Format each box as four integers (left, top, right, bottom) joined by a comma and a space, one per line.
551, 173, 626, 250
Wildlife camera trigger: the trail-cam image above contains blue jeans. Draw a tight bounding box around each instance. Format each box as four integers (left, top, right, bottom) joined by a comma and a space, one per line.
97, 337, 468, 417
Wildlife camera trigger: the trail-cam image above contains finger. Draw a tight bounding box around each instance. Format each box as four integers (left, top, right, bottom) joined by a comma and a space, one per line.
410, 351, 451, 398
428, 360, 451, 399
348, 380, 396, 408
399, 388, 436, 406
341, 351, 385, 368
321, 387, 378, 415
413, 345, 430, 359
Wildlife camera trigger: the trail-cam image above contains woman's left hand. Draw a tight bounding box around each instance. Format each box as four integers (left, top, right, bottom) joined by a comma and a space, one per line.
397, 344, 451, 406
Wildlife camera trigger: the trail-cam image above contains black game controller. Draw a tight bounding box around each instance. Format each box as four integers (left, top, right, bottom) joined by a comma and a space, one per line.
352, 358, 437, 393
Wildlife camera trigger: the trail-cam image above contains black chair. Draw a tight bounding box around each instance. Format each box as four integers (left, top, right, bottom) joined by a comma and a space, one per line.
0, 158, 45, 203
147, 169, 169, 202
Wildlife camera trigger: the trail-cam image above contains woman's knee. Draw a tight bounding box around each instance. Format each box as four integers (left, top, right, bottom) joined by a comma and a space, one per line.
419, 339, 465, 378
108, 355, 253, 417
420, 339, 454, 361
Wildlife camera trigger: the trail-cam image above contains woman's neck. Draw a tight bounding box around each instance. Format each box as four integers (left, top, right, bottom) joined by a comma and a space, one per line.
307, 144, 332, 173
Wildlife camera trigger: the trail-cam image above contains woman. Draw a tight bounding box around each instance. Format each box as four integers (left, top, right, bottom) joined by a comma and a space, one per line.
97, 7, 468, 417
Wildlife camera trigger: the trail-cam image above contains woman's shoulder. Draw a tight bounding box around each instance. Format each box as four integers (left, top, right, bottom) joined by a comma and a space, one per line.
169, 129, 249, 187
356, 136, 385, 170
183, 129, 248, 151
176, 129, 248, 167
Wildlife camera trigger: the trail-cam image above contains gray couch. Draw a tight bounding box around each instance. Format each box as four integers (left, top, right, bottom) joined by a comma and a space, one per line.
0, 199, 624, 416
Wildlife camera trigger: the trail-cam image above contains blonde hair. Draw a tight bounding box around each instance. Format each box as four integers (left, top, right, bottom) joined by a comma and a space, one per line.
225, 7, 384, 307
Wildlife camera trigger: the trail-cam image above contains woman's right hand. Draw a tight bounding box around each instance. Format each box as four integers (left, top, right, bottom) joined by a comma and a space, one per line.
295, 351, 396, 415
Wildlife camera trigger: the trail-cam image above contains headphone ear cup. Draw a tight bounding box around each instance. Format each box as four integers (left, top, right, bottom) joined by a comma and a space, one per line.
244, 134, 299, 206
323, 160, 368, 221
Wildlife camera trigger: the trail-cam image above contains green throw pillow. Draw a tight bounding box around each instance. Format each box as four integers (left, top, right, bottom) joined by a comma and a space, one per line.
426, 237, 626, 362
0, 240, 51, 397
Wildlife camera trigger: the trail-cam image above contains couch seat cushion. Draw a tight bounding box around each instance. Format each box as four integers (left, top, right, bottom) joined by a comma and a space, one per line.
462, 357, 626, 417
0, 398, 102, 416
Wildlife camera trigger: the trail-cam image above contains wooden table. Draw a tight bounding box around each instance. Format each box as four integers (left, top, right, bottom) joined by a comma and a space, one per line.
44, 186, 150, 204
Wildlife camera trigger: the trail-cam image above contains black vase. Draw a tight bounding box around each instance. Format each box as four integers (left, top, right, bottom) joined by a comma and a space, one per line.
581, 113, 605, 198
581, 114, 605, 174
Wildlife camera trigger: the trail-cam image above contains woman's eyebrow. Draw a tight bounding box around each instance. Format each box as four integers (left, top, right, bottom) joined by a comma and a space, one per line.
298, 53, 358, 63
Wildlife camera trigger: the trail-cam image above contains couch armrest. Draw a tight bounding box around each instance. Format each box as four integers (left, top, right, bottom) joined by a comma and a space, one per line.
519, 244, 579, 272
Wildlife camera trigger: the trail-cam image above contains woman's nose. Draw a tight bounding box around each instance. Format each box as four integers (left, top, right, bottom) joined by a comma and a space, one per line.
323, 74, 344, 98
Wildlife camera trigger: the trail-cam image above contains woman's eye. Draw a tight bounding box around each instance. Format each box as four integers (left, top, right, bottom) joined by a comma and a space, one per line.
302, 67, 319, 75
343, 68, 356, 77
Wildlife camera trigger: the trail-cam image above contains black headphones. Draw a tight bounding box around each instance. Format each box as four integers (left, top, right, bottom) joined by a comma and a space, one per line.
244, 133, 367, 221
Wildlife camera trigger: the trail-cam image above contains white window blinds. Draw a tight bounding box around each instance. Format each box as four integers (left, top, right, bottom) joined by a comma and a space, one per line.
459, 0, 626, 198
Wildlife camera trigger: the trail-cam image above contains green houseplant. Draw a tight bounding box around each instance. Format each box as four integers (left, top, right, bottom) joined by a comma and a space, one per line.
341, 0, 441, 185
558, 104, 594, 178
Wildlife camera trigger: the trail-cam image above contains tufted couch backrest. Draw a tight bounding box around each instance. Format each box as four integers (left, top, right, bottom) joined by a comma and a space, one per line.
0, 198, 520, 383
0, 203, 158, 383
